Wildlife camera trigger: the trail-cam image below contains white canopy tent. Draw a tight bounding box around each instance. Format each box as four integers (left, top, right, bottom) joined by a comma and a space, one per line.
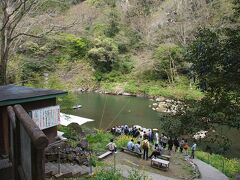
60, 113, 94, 126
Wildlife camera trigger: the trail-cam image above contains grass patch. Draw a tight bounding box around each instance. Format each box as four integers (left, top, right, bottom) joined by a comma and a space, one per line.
87, 130, 114, 153
196, 151, 240, 179
123, 79, 203, 100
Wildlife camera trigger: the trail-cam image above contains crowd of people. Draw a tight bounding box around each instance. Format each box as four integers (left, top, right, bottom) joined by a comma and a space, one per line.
108, 125, 197, 160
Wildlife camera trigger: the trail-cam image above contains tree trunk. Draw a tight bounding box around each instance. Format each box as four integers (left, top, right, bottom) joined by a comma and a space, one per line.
0, 4, 11, 86
0, 30, 7, 85
0, 50, 8, 85
0, 26, 9, 85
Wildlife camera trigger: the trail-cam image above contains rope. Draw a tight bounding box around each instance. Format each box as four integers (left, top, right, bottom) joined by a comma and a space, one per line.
99, 94, 107, 129
106, 98, 131, 130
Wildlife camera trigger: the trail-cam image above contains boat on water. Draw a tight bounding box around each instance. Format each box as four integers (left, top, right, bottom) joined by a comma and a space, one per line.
72, 105, 82, 109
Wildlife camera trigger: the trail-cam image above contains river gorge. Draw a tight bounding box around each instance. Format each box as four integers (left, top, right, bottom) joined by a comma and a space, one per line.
62, 93, 240, 158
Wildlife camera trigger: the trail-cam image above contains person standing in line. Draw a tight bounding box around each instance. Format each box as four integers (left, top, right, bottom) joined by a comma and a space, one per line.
179, 138, 185, 153
142, 137, 150, 160
168, 137, 174, 152
155, 131, 159, 144
140, 130, 144, 139
143, 131, 148, 140
183, 139, 189, 156
124, 126, 129, 135
191, 140, 197, 159
174, 137, 180, 152
159, 133, 164, 146
162, 133, 168, 149
148, 129, 153, 143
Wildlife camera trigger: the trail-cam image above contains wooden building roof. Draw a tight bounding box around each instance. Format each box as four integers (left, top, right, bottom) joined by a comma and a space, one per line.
0, 85, 67, 106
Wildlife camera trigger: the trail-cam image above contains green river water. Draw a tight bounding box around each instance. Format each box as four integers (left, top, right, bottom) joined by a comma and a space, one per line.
64, 93, 161, 129
62, 93, 240, 158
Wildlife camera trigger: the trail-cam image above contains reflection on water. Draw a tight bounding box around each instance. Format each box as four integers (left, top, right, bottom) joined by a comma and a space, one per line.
63, 93, 161, 129
62, 93, 240, 158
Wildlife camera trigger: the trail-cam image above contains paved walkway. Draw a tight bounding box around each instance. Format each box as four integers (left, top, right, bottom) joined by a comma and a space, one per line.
117, 164, 177, 180
192, 159, 228, 180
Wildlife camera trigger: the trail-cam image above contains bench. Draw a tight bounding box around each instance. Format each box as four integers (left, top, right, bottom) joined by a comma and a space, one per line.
157, 154, 171, 161
151, 158, 170, 171
121, 147, 142, 158
98, 151, 113, 160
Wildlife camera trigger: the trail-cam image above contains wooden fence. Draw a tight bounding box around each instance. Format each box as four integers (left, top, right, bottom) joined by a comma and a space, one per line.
7, 105, 49, 180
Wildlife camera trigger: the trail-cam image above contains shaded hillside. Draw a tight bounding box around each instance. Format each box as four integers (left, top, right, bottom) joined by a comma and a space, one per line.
7, 0, 233, 99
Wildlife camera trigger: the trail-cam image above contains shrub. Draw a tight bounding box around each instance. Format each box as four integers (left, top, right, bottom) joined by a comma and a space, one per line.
154, 44, 184, 83
93, 168, 123, 180
58, 125, 78, 140
128, 168, 148, 180
88, 36, 119, 72
87, 130, 113, 152
115, 135, 136, 148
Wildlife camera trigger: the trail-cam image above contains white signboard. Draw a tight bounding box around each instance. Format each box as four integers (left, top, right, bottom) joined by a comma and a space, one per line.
31, 105, 60, 130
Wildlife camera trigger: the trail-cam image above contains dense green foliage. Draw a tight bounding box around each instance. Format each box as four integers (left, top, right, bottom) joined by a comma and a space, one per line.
154, 44, 184, 83
7, 0, 212, 100
88, 37, 119, 73
91, 167, 148, 180
182, 0, 240, 130
87, 130, 114, 152
58, 125, 79, 140
158, 1, 240, 143
3, 0, 240, 161
196, 151, 240, 178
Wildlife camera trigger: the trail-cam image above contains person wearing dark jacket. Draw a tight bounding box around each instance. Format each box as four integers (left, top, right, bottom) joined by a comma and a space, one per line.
149, 144, 163, 159
168, 137, 174, 151
174, 137, 180, 152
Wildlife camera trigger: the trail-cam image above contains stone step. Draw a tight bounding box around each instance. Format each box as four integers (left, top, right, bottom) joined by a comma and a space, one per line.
45, 162, 89, 178
77, 165, 89, 176
45, 162, 59, 175
54, 172, 72, 179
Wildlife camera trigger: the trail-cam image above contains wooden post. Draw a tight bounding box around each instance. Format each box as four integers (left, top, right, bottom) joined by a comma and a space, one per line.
114, 152, 116, 172
14, 105, 49, 180
7, 106, 20, 180
58, 147, 61, 174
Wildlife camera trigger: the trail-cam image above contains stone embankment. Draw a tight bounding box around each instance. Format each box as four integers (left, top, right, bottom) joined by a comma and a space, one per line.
74, 87, 183, 114
150, 97, 183, 114
73, 87, 147, 97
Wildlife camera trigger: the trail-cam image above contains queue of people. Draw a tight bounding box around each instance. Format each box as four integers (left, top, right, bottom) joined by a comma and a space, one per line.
108, 125, 197, 160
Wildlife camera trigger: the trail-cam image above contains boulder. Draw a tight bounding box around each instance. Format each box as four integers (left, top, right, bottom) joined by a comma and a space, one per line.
165, 99, 172, 103
156, 97, 165, 102
153, 103, 158, 106
68, 123, 85, 137
79, 139, 88, 150
123, 92, 132, 96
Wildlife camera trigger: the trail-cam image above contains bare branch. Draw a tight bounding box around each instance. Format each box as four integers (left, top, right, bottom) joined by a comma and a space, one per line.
10, 26, 55, 41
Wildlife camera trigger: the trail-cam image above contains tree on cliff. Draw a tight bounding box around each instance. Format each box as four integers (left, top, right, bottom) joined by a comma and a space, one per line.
0, 0, 74, 85
160, 1, 240, 138
0, 0, 40, 85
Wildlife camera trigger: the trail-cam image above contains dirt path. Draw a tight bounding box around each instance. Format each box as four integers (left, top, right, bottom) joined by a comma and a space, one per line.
103, 151, 193, 179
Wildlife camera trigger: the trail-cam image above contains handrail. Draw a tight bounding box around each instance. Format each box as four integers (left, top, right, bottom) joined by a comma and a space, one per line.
7, 106, 16, 129
13, 104, 49, 149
